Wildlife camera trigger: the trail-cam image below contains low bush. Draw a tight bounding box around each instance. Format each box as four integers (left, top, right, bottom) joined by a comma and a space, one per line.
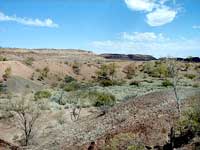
162, 79, 173, 87
192, 83, 199, 88
123, 63, 137, 79
99, 79, 113, 87
34, 90, 51, 100
99, 79, 125, 87
143, 61, 169, 78
72, 62, 80, 75
0, 84, 5, 93
93, 92, 116, 107
184, 74, 196, 80
103, 133, 143, 150
129, 80, 141, 86
63, 81, 81, 92
64, 75, 76, 83
127, 145, 145, 150
0, 56, 7, 61
96, 63, 117, 86
3, 67, 12, 79
177, 94, 200, 133
24, 57, 35, 66
37, 67, 50, 81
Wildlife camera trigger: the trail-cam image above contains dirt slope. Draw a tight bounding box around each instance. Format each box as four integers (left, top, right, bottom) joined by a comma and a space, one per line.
0, 61, 33, 81
36, 89, 199, 150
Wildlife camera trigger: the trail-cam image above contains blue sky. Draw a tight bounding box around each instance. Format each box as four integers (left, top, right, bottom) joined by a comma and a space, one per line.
0, 0, 200, 57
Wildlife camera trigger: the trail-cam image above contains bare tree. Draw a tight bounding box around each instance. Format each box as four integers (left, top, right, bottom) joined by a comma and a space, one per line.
108, 63, 117, 83
167, 58, 181, 116
69, 92, 81, 121
3, 95, 41, 146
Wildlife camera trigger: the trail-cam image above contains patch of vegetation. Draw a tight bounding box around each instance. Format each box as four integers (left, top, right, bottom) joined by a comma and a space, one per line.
63, 81, 81, 92
0, 55, 7, 61
162, 79, 173, 87
0, 83, 6, 93
92, 91, 116, 107
72, 62, 80, 75
184, 74, 196, 80
96, 63, 118, 86
143, 61, 169, 78
99, 79, 113, 87
192, 83, 199, 88
177, 94, 200, 134
104, 133, 143, 150
127, 145, 145, 150
24, 57, 35, 66
64, 75, 76, 83
123, 63, 137, 79
184, 63, 191, 71
37, 67, 50, 81
129, 80, 141, 86
3, 67, 12, 79
1, 95, 42, 146
34, 90, 51, 100
111, 79, 126, 86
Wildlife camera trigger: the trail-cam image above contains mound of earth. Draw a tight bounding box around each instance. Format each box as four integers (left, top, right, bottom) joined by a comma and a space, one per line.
35, 89, 199, 150
5, 76, 43, 94
0, 61, 33, 81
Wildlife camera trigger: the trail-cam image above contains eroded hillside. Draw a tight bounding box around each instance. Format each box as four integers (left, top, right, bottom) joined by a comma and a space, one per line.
0, 48, 199, 150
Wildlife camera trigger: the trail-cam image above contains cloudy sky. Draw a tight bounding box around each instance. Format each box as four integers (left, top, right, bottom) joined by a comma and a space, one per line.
0, 0, 200, 57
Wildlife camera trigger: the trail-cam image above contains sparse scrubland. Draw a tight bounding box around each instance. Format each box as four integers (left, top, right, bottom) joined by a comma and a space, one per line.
0, 49, 199, 150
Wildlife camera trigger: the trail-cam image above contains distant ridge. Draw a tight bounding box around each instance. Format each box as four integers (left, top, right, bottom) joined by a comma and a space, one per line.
0, 47, 93, 54
159, 57, 200, 63
100, 53, 157, 61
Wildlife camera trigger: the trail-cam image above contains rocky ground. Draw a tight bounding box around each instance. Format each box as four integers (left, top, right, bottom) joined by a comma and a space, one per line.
0, 48, 199, 150
27, 89, 199, 150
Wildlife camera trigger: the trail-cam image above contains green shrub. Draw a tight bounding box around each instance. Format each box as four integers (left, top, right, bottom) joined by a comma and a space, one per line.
0, 56, 7, 61
24, 57, 35, 66
128, 145, 145, 150
150, 69, 161, 78
72, 62, 80, 75
64, 75, 76, 83
0, 83, 5, 93
192, 83, 199, 88
99, 79, 125, 87
93, 92, 116, 107
129, 81, 141, 86
143, 61, 169, 78
34, 90, 51, 100
184, 74, 196, 80
123, 63, 137, 79
143, 62, 155, 74
63, 81, 81, 92
112, 80, 126, 86
162, 79, 173, 87
177, 95, 200, 133
96, 63, 117, 86
37, 67, 50, 81
103, 133, 139, 150
3, 67, 12, 79
99, 79, 113, 87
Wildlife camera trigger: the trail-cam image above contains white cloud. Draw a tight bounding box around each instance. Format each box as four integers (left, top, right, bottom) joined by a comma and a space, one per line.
124, 0, 156, 12
91, 32, 200, 57
121, 32, 166, 42
193, 25, 200, 29
124, 0, 178, 26
146, 6, 177, 26
0, 11, 58, 28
